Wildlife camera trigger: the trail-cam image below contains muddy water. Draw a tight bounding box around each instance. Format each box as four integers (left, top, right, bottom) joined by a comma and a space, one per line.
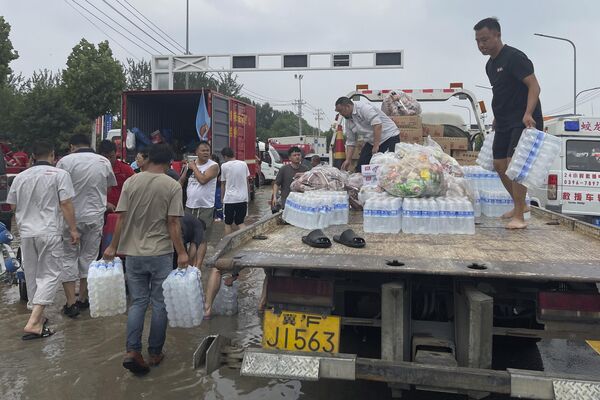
0, 187, 389, 400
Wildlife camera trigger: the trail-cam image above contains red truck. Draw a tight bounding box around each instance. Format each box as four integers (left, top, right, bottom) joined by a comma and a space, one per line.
119, 89, 259, 197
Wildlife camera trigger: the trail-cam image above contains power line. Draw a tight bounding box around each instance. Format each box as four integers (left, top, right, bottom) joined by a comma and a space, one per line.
121, 0, 187, 53
64, 0, 141, 61
101, 0, 177, 54
547, 89, 600, 115
69, 0, 154, 56
76, 0, 163, 54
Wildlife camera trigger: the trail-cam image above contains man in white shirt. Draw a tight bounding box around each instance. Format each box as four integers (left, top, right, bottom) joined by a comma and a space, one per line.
7, 141, 80, 340
57, 134, 117, 317
179, 141, 219, 267
335, 96, 401, 172
203, 147, 250, 319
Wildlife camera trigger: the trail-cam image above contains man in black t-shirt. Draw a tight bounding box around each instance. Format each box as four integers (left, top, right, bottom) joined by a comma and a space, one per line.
475, 17, 543, 229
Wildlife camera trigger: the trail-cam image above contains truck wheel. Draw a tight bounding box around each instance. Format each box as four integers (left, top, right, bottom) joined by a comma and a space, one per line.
19, 280, 27, 302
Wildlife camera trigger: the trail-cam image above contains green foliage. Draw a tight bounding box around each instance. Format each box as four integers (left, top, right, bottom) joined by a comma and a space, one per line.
8, 70, 84, 152
62, 39, 125, 120
0, 16, 18, 87
257, 110, 315, 142
173, 70, 242, 97
124, 58, 151, 90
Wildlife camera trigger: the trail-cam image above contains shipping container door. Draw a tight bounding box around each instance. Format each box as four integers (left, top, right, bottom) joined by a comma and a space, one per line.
212, 95, 230, 153
230, 101, 246, 161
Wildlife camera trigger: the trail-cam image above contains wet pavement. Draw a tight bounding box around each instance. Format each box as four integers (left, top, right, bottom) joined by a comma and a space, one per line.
0, 186, 599, 400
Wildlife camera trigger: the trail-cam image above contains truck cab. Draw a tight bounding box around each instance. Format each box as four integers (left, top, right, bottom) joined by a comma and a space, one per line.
257, 141, 282, 183
528, 116, 600, 224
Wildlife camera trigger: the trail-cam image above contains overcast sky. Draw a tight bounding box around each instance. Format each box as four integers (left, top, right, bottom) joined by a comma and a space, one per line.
3, 0, 600, 129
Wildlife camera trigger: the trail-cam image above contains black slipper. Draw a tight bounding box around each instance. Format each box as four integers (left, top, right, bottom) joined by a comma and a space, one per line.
22, 324, 54, 341
301, 229, 332, 248
333, 229, 366, 248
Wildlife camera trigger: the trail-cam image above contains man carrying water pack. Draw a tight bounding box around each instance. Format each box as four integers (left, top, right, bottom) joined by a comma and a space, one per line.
104, 144, 188, 375
475, 17, 543, 229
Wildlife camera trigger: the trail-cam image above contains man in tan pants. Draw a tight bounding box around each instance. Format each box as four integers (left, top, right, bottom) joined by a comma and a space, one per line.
7, 141, 79, 340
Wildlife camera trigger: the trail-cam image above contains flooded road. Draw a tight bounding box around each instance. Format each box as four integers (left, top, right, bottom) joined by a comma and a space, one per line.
0, 186, 599, 400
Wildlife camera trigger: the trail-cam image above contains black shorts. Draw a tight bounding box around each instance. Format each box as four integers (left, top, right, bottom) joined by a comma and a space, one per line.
224, 202, 247, 225
493, 120, 544, 160
355, 134, 401, 172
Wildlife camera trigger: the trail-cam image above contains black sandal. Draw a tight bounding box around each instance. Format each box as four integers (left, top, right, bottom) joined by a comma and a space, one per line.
22, 323, 54, 341
301, 229, 332, 248
333, 229, 366, 248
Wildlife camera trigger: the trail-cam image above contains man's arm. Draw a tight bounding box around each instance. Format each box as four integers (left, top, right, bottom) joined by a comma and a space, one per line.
372, 124, 383, 154
522, 74, 541, 128
103, 211, 125, 260
60, 199, 80, 245
168, 216, 189, 268
190, 163, 219, 184
220, 180, 226, 205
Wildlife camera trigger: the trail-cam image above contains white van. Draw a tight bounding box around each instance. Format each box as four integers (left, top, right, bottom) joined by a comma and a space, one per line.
257, 141, 283, 182
528, 116, 600, 224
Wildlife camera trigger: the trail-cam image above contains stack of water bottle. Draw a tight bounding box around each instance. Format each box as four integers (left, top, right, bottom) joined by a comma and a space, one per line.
363, 193, 475, 235
211, 276, 239, 316
476, 131, 495, 171
506, 128, 561, 188
88, 258, 127, 318
463, 166, 505, 191
478, 190, 531, 218
162, 266, 204, 328
283, 191, 349, 229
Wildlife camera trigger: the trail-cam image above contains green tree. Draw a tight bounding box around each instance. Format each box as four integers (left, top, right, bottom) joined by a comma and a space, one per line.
0, 16, 18, 87
62, 39, 125, 120
124, 58, 151, 90
259, 110, 313, 141
173, 70, 243, 97
10, 70, 84, 151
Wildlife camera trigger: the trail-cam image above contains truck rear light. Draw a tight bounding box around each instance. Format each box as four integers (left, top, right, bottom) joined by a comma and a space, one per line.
547, 174, 557, 200
538, 292, 600, 321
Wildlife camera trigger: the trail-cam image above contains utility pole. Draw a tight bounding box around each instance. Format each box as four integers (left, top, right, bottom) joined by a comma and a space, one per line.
314, 109, 324, 137
185, 0, 190, 89
294, 74, 304, 136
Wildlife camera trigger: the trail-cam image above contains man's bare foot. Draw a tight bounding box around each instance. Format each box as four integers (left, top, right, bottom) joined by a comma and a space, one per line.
505, 218, 528, 230
501, 207, 531, 219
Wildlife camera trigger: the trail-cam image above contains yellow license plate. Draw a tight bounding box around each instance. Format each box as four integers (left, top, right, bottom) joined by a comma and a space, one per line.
263, 310, 340, 353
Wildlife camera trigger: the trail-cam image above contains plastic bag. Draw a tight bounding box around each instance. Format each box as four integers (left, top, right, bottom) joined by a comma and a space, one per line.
381, 91, 422, 116
423, 136, 464, 177
290, 166, 348, 192
345, 173, 364, 210
125, 130, 136, 150
376, 151, 446, 197
444, 174, 475, 202
394, 142, 422, 159
370, 151, 400, 165
357, 185, 385, 205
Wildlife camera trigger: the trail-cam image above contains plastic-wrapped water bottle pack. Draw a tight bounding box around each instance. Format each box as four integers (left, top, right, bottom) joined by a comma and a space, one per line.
463, 166, 505, 192
211, 275, 239, 316
363, 193, 402, 233
479, 190, 531, 218
402, 197, 475, 235
283, 191, 349, 229
476, 131, 495, 171
88, 258, 127, 318
162, 266, 204, 328
506, 128, 561, 189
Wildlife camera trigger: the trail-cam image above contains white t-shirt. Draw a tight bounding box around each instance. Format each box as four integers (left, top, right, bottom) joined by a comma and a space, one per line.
221, 159, 250, 204
56, 150, 117, 222
7, 163, 75, 238
186, 159, 219, 208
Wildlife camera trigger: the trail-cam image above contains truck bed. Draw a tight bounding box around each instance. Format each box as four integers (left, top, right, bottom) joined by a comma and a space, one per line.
209, 207, 600, 282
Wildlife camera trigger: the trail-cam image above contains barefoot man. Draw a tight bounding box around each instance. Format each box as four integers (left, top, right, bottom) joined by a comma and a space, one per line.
474, 17, 543, 229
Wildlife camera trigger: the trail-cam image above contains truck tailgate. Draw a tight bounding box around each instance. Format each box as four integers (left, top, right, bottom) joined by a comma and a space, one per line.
209, 207, 600, 283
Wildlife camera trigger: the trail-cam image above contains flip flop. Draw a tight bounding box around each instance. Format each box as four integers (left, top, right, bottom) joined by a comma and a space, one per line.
301, 229, 332, 248
22, 323, 54, 341
333, 229, 366, 248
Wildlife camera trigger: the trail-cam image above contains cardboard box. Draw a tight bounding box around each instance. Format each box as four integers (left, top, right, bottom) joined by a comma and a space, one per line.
452, 150, 479, 166
429, 137, 468, 154
392, 115, 422, 130
422, 124, 445, 137
400, 128, 424, 144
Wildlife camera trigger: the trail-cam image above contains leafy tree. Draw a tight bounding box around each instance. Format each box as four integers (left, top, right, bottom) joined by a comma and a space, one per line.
258, 110, 313, 142
10, 70, 84, 151
0, 16, 18, 87
62, 39, 125, 120
124, 58, 151, 90
173, 70, 243, 97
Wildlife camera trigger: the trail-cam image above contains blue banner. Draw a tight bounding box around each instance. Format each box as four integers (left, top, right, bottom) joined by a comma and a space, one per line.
196, 91, 211, 141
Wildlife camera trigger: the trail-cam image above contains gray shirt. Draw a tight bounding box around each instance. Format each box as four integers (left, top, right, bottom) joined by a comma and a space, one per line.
56, 149, 117, 222
7, 163, 75, 238
275, 163, 309, 207
345, 101, 400, 146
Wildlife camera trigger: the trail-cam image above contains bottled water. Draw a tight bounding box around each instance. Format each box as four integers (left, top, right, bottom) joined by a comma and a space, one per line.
163, 266, 204, 328
364, 193, 400, 233
506, 128, 561, 189
88, 258, 127, 318
473, 190, 482, 219
211, 275, 239, 316
284, 191, 349, 229
476, 131, 495, 171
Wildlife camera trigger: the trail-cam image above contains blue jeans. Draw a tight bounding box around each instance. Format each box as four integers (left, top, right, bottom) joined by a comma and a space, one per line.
125, 254, 172, 355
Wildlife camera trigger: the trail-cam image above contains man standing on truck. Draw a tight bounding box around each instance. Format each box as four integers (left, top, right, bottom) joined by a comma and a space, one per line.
57, 134, 116, 317
475, 17, 543, 229
179, 141, 219, 266
103, 143, 188, 374
98, 140, 134, 212
334, 96, 400, 172
8, 141, 80, 340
